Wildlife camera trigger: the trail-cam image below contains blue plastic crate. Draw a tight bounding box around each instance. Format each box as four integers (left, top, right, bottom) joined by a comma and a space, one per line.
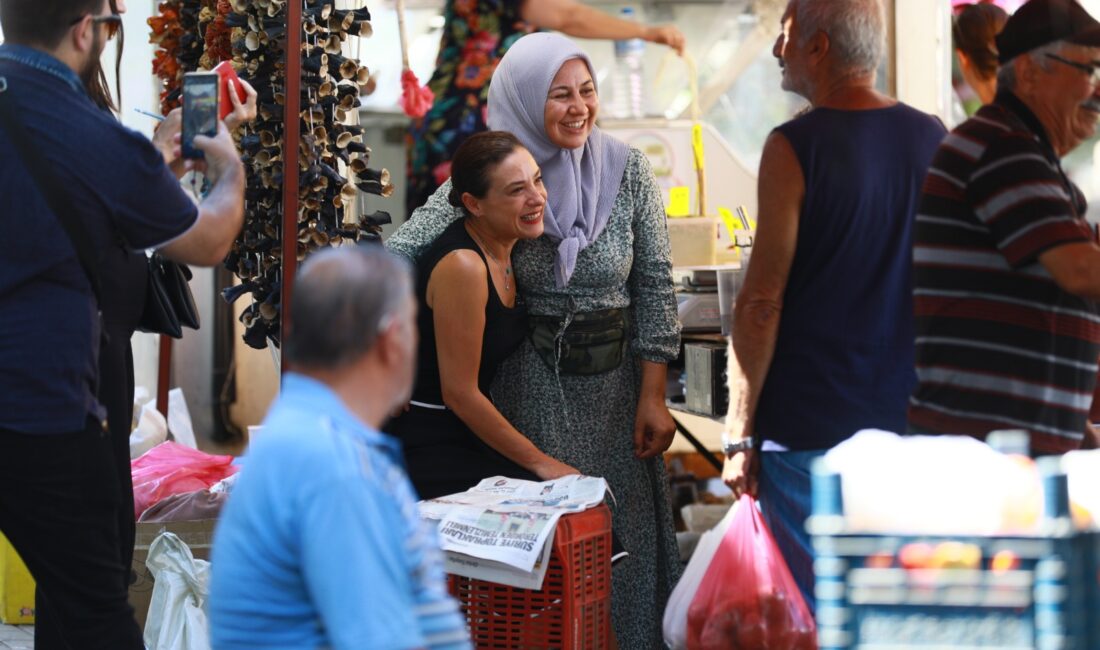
810, 464, 1100, 649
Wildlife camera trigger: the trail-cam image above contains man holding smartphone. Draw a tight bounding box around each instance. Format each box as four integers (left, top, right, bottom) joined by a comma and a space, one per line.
0, 0, 244, 647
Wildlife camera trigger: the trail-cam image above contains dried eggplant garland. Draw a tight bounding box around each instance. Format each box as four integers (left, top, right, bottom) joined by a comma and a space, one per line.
151, 0, 395, 350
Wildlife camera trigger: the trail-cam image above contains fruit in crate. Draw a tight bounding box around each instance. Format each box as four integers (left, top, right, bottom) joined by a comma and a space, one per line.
898, 542, 934, 570
929, 541, 981, 570
990, 549, 1020, 573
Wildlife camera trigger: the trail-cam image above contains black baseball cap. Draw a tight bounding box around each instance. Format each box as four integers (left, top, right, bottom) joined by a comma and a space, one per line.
996, 0, 1100, 64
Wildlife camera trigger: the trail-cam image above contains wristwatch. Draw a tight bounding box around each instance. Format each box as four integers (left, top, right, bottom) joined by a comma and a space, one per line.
722, 436, 753, 458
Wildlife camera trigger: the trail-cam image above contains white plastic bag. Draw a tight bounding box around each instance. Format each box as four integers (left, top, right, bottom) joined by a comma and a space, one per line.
143, 531, 212, 650
166, 388, 197, 450
826, 429, 1043, 535
662, 499, 740, 649
130, 401, 169, 460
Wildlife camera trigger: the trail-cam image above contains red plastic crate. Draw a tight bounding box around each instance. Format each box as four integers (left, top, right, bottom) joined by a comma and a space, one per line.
447, 504, 612, 649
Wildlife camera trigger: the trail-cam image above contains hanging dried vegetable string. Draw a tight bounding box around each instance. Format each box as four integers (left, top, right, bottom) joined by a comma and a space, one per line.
149, 1, 184, 113
213, 0, 394, 350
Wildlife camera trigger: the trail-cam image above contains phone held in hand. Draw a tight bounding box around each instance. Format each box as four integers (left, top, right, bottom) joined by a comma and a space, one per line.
181, 72, 220, 160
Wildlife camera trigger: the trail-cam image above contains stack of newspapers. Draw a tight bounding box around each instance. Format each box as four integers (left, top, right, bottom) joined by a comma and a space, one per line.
419, 475, 608, 589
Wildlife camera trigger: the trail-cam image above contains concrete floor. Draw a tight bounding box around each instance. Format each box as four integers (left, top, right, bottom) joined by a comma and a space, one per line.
0, 625, 32, 650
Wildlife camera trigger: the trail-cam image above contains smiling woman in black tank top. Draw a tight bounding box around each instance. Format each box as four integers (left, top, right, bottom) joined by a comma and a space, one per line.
386, 131, 579, 499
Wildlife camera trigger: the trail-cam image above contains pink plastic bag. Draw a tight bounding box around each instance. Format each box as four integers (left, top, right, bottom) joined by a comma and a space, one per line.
686, 494, 816, 650
131, 442, 238, 518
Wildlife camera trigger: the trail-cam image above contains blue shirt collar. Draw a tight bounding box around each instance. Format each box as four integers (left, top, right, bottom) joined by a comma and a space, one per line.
280, 373, 402, 454
0, 44, 85, 95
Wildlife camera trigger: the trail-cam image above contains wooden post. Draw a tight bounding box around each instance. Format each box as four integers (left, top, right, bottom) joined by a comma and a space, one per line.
279, 0, 303, 376
156, 334, 172, 417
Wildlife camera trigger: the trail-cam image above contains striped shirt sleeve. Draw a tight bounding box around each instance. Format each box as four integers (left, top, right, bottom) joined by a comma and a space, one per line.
967, 135, 1092, 267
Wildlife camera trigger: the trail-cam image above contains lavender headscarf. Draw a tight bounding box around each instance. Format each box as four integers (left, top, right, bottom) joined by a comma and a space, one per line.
487, 33, 631, 288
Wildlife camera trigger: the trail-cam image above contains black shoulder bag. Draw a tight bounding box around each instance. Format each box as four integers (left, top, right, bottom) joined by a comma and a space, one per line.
0, 76, 199, 338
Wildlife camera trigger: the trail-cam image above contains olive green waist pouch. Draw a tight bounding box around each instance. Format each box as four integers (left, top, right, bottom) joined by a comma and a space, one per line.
528, 308, 627, 376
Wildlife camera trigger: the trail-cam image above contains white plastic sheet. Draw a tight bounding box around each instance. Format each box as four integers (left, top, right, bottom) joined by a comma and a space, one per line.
129, 387, 197, 459
166, 388, 197, 450
143, 531, 212, 650
130, 401, 169, 459
825, 429, 1043, 535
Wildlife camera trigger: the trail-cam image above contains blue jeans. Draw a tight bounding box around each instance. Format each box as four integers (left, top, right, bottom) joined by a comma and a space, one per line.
757, 450, 827, 614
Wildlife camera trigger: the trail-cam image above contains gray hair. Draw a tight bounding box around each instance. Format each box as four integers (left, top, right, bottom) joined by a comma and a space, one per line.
284, 244, 413, 370
794, 0, 885, 75
997, 40, 1067, 92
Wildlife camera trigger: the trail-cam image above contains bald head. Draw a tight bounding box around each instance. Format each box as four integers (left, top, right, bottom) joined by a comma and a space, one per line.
284, 244, 413, 370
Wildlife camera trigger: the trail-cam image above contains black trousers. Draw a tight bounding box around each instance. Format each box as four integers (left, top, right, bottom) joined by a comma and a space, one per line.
0, 418, 143, 649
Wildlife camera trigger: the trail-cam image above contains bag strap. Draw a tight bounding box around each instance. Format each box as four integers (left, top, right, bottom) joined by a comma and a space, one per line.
0, 76, 102, 303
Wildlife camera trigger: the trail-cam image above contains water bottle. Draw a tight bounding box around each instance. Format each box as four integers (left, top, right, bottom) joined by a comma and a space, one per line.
611, 7, 646, 119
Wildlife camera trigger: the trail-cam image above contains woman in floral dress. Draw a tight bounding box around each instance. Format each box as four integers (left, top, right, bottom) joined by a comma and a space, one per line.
404, 0, 684, 217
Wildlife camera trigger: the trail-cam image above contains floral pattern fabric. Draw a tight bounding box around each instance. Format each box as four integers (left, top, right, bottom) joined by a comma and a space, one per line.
404, 0, 535, 217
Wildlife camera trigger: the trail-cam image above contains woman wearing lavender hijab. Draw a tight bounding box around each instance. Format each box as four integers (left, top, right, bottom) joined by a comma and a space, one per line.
387, 32, 681, 648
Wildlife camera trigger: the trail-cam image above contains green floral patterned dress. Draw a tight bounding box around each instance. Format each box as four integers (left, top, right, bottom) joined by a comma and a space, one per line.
387, 148, 683, 649
404, 0, 535, 217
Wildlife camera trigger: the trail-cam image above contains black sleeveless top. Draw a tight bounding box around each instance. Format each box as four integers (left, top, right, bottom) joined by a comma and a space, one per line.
386, 219, 534, 498
408, 218, 526, 404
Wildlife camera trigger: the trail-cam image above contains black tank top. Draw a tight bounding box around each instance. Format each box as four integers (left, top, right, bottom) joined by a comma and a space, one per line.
387, 219, 536, 498
409, 218, 527, 404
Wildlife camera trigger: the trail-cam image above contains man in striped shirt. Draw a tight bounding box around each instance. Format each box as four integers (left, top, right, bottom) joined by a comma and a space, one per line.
910, 0, 1100, 453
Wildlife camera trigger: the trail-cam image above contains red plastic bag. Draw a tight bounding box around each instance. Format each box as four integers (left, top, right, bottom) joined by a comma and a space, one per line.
131, 441, 238, 518
686, 494, 816, 650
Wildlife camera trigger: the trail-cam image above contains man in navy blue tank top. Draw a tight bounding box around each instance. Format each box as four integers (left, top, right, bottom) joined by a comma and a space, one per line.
721, 0, 946, 611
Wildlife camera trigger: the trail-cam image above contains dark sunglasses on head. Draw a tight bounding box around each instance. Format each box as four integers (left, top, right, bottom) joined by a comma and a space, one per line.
69, 13, 123, 40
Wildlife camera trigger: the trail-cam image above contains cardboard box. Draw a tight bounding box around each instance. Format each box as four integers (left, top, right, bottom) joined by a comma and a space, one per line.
680, 503, 733, 533
0, 532, 34, 624
129, 519, 217, 630
668, 217, 718, 267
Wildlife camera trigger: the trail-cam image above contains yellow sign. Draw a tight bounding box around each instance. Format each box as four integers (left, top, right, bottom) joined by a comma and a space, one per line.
667, 186, 691, 217
717, 207, 739, 240
691, 124, 705, 171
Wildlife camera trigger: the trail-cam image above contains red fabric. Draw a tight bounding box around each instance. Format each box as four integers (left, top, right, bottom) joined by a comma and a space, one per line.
687, 495, 816, 650
131, 442, 238, 519
399, 69, 434, 119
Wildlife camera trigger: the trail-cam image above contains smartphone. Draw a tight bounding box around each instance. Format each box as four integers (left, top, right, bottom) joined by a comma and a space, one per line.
213, 61, 247, 121
181, 72, 220, 159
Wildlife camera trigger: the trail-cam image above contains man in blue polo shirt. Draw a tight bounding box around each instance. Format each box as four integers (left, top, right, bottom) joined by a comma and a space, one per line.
209, 246, 470, 650
0, 0, 244, 647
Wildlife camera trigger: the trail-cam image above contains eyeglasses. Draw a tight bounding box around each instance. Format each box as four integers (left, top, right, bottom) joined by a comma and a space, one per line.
1045, 53, 1100, 85
69, 13, 123, 40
